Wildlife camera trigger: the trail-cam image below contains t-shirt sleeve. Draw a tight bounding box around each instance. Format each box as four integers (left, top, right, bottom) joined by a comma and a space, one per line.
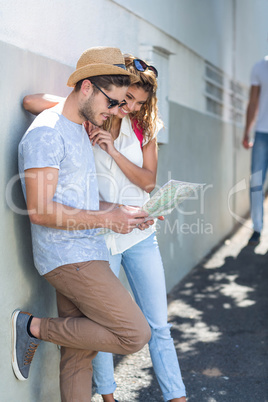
250, 61, 261, 86
21, 127, 65, 171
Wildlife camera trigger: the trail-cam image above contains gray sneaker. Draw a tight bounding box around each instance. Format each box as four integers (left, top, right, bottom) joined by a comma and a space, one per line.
11, 310, 42, 381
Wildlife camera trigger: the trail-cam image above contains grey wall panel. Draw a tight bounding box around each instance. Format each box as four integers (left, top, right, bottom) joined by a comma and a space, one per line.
156, 102, 251, 291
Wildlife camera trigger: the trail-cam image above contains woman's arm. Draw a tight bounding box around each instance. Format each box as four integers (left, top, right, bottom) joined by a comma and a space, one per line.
23, 93, 65, 115
89, 127, 157, 193
111, 138, 157, 193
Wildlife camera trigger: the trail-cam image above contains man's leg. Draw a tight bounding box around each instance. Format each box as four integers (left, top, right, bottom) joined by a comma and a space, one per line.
41, 261, 150, 352
250, 132, 268, 234
13, 260, 150, 401
56, 290, 96, 402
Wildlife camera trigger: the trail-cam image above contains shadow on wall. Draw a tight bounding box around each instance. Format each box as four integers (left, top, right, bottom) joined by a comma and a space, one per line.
4, 105, 55, 312
1, 42, 73, 401
3, 109, 61, 401
3, 41, 72, 318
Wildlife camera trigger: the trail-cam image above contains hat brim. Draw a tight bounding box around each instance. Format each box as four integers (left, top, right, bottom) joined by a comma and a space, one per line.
67, 63, 139, 87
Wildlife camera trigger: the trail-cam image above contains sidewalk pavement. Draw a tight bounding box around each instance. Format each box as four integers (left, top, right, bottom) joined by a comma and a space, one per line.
92, 199, 268, 402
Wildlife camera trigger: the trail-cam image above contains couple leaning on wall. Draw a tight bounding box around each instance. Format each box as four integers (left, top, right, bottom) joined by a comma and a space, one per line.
12, 46, 187, 402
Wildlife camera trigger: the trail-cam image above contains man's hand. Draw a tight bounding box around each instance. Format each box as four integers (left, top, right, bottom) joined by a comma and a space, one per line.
105, 205, 149, 234
136, 215, 165, 231
242, 85, 260, 149
242, 134, 253, 149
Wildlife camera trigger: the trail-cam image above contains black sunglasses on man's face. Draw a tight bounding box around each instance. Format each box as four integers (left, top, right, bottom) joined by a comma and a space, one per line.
92, 83, 127, 109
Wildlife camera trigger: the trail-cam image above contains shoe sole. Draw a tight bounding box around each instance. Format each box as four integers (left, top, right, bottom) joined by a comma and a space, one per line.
248, 240, 260, 246
11, 309, 27, 381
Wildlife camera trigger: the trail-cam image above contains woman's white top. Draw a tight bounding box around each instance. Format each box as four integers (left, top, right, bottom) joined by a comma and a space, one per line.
93, 116, 159, 255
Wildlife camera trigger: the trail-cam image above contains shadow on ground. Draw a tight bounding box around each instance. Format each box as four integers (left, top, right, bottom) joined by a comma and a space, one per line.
168, 241, 268, 402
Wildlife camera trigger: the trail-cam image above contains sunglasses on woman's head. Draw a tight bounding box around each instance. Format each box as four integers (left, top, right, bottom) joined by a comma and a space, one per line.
92, 83, 127, 109
133, 59, 158, 78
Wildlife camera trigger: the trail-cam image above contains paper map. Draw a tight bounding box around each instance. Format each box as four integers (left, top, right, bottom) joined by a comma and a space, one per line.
96, 179, 204, 235
142, 179, 204, 218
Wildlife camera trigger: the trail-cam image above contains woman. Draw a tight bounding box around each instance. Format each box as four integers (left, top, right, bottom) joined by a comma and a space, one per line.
23, 55, 186, 402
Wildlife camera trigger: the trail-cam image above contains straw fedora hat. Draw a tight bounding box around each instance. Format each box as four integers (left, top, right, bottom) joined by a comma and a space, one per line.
67, 46, 138, 87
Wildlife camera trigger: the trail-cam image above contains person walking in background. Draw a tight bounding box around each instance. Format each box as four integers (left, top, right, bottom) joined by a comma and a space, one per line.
242, 55, 268, 245
13, 46, 152, 402
23, 54, 187, 402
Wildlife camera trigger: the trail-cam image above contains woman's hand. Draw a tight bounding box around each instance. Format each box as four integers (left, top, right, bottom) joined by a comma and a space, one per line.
88, 127, 117, 156
84, 121, 96, 136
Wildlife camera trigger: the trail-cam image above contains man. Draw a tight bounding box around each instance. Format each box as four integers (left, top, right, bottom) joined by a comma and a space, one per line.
242, 55, 268, 245
12, 46, 151, 402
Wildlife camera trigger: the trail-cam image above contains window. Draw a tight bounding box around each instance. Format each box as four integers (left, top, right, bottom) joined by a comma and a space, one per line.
204, 62, 224, 118
204, 61, 246, 125
229, 80, 246, 125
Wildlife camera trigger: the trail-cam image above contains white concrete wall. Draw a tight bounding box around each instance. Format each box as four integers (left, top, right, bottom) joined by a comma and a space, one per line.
1, 1, 268, 399
235, 0, 268, 83
1, 0, 268, 107
113, 0, 268, 78
114, 0, 234, 73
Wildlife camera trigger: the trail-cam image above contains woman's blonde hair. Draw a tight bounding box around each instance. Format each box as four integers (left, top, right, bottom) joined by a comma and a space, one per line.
103, 54, 162, 143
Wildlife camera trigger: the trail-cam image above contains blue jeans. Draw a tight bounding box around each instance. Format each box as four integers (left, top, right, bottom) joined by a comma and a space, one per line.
92, 233, 186, 401
250, 132, 268, 232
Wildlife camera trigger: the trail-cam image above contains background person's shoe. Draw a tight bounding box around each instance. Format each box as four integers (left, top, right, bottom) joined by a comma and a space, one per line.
11, 310, 42, 381
248, 231, 261, 245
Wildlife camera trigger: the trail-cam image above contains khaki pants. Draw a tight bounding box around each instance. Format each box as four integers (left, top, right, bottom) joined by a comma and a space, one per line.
41, 260, 151, 402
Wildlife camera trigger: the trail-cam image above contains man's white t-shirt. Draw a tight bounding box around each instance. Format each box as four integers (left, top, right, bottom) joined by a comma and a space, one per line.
250, 55, 268, 133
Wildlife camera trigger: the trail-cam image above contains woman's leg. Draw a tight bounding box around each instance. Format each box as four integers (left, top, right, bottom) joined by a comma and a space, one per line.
92, 254, 122, 399
121, 234, 186, 402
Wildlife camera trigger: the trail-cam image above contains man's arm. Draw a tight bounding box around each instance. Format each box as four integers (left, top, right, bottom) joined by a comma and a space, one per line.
242, 85, 260, 149
25, 167, 149, 234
